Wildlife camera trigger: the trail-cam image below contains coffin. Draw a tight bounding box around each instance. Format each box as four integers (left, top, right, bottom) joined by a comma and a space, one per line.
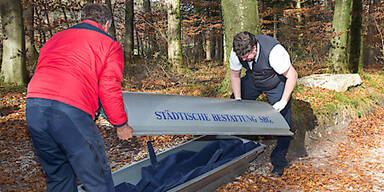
79, 92, 291, 191
78, 135, 265, 192
117, 92, 292, 136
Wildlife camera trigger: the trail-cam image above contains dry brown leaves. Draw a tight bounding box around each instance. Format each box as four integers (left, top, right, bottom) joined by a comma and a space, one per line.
217, 106, 384, 192
0, 88, 47, 191
1, 66, 383, 191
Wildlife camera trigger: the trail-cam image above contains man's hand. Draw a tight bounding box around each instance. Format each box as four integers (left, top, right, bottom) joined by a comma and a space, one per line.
272, 100, 287, 112
117, 123, 133, 140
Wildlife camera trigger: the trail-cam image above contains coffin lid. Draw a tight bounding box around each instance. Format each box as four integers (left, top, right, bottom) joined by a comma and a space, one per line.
115, 92, 292, 136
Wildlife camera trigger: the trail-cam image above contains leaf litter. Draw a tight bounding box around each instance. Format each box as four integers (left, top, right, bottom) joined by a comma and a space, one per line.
1, 66, 384, 191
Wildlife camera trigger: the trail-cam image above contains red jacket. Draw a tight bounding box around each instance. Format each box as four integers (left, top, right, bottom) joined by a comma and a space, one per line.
27, 20, 127, 126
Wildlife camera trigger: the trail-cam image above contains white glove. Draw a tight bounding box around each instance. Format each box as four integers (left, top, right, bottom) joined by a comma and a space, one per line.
272, 99, 287, 112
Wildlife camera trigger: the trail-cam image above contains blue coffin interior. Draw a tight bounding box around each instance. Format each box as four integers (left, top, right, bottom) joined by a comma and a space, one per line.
115, 138, 259, 192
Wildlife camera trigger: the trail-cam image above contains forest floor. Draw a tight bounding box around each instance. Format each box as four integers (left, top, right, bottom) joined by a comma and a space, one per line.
217, 105, 384, 192
0, 63, 384, 191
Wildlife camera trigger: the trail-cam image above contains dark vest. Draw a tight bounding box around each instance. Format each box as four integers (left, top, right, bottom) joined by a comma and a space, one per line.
238, 35, 286, 90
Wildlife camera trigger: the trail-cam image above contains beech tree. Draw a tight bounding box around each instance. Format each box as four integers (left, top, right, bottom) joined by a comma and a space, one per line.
349, 0, 363, 73
0, 0, 26, 86
167, 0, 183, 73
328, 0, 352, 73
220, 0, 261, 93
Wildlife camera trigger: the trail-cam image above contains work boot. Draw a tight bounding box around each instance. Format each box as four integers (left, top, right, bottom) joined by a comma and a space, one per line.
271, 166, 285, 177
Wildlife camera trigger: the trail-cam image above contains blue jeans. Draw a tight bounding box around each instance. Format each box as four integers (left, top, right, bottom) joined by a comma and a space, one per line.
231, 75, 292, 168
26, 98, 115, 192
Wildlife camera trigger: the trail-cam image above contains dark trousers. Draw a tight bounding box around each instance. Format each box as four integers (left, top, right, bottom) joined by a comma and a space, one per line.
232, 75, 292, 168
26, 98, 115, 192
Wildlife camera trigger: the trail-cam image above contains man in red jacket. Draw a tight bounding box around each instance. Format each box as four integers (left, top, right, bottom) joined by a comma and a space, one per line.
26, 4, 132, 191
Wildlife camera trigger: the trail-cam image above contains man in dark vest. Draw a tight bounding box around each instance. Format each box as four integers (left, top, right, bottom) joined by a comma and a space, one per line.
230, 31, 298, 177
26, 4, 132, 191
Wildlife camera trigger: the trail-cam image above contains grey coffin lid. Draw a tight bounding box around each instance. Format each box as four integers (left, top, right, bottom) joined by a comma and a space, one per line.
119, 91, 292, 136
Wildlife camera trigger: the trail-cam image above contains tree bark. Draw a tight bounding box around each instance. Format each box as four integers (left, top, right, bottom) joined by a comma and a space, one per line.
328, 0, 352, 73
167, 0, 183, 73
364, 0, 380, 69
348, 0, 363, 73
106, 0, 116, 39
206, 30, 212, 61
0, 0, 26, 86
215, 32, 223, 64
358, 29, 364, 73
23, 0, 38, 71
220, 0, 261, 93
124, 0, 134, 65
193, 33, 204, 63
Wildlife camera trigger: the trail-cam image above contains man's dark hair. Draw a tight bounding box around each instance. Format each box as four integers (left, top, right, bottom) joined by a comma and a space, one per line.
233, 31, 258, 57
81, 4, 112, 26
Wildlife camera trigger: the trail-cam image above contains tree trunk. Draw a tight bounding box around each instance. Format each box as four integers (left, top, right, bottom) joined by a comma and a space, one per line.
206, 30, 212, 61
328, 0, 352, 73
0, 0, 26, 86
193, 33, 204, 63
106, 0, 116, 39
348, 0, 363, 73
296, 0, 303, 45
167, 0, 183, 73
358, 29, 364, 73
23, 0, 38, 72
0, 31, 2, 68
215, 32, 223, 64
136, 0, 153, 60
124, 0, 134, 65
135, 0, 151, 12
220, 0, 261, 93
364, 0, 380, 69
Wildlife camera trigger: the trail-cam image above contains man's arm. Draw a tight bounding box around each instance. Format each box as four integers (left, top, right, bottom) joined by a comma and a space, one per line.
229, 49, 243, 100
269, 44, 297, 111
281, 65, 298, 102
272, 65, 298, 112
230, 69, 242, 99
98, 42, 132, 140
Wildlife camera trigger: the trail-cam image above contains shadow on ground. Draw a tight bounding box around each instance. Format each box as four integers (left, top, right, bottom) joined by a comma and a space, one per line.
237, 99, 317, 165
288, 99, 317, 161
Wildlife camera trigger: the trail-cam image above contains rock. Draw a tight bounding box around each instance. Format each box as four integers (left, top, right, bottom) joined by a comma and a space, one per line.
298, 74, 362, 92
